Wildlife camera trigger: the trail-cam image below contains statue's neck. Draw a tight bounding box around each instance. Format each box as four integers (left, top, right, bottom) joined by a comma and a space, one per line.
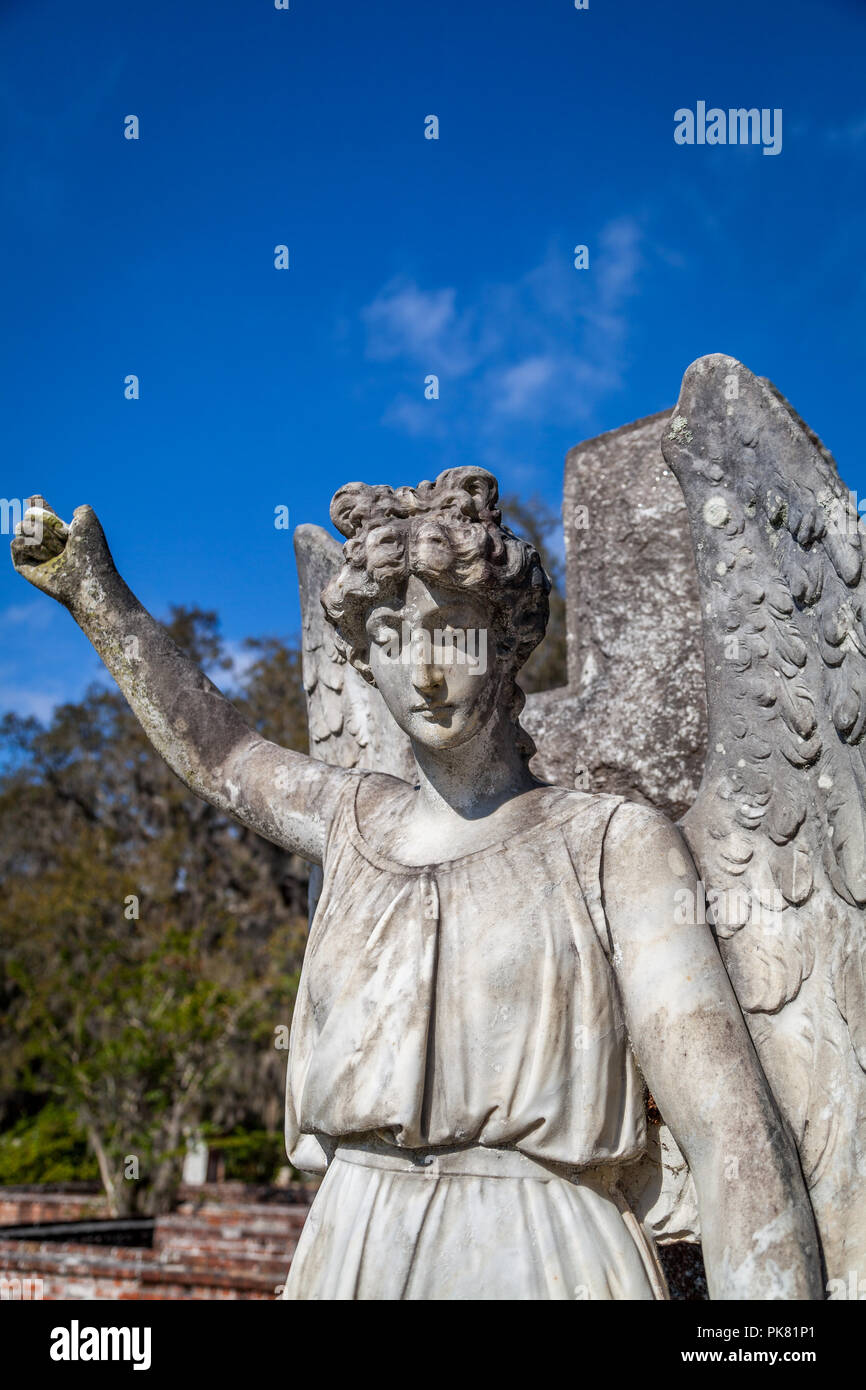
411, 709, 537, 820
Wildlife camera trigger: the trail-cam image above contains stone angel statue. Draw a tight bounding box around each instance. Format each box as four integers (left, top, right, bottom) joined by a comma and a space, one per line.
11, 351, 856, 1301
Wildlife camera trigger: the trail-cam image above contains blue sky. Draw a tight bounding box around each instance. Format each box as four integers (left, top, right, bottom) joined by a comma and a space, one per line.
2, 0, 865, 718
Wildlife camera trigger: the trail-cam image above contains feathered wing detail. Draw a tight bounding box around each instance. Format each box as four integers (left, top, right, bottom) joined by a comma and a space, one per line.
294, 523, 415, 778
661, 355, 866, 1285
294, 524, 415, 926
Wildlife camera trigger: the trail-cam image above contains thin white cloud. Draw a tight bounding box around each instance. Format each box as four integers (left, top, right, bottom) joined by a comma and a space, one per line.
494, 356, 558, 417
595, 216, 643, 305
491, 355, 621, 423
206, 640, 260, 691
360, 216, 647, 436
362, 281, 479, 375
826, 114, 866, 147
0, 685, 63, 721
0, 599, 56, 630
788, 113, 866, 149
381, 395, 449, 438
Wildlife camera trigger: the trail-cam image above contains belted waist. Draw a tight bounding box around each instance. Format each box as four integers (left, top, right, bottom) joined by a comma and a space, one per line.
333, 1134, 614, 1184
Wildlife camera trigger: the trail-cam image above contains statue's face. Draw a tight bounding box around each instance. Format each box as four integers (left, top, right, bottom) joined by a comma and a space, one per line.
365, 575, 502, 750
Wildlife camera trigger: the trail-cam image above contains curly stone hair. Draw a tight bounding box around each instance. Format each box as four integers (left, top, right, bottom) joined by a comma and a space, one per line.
321, 466, 551, 758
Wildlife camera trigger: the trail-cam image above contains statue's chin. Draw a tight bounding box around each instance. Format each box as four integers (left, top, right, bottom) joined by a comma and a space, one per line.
401, 706, 480, 751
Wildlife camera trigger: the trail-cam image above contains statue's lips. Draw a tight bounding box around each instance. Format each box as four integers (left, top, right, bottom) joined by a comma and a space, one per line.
411, 704, 454, 721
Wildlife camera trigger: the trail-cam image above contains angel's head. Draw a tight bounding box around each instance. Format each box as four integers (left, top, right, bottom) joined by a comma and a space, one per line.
321, 467, 550, 753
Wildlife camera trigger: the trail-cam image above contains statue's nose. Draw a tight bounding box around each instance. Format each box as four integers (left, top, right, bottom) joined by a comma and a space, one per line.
408, 630, 443, 692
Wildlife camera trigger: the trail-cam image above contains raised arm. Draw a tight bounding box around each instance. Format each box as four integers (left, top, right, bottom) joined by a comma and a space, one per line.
11, 499, 351, 863
602, 801, 823, 1301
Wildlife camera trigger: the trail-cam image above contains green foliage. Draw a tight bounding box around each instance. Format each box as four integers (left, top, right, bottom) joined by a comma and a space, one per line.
0, 1104, 98, 1184
0, 609, 309, 1214
208, 1128, 286, 1184
0, 529, 565, 1214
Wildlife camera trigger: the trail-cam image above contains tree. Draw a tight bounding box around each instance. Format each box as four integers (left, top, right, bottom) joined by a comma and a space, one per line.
0, 609, 309, 1214
501, 493, 568, 692
0, 503, 567, 1212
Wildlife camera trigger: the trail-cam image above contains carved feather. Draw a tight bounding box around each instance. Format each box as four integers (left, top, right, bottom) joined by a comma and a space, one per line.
662, 355, 866, 1281
294, 523, 415, 778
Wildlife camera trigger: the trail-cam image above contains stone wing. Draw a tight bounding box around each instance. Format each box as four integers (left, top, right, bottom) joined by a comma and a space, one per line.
294, 524, 415, 925
662, 354, 866, 1287
294, 523, 415, 780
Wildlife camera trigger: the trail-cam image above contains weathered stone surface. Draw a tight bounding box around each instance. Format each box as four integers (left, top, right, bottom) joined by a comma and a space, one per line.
10, 429, 830, 1302
294, 524, 415, 783
526, 368, 866, 1295
524, 409, 707, 820
663, 354, 866, 1295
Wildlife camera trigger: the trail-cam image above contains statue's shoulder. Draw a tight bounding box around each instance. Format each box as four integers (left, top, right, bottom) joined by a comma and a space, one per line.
540, 783, 655, 824
352, 768, 419, 836
545, 785, 686, 862
591, 795, 694, 894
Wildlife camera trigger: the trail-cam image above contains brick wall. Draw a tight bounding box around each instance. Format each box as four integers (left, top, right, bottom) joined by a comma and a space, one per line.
0, 1184, 705, 1300
0, 1187, 312, 1301
0, 1190, 108, 1226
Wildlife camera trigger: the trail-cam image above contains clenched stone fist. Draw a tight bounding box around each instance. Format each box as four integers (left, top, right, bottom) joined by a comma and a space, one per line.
11, 497, 116, 611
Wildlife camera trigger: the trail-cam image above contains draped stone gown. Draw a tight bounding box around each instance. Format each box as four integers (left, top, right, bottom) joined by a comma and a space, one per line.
282, 776, 667, 1300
